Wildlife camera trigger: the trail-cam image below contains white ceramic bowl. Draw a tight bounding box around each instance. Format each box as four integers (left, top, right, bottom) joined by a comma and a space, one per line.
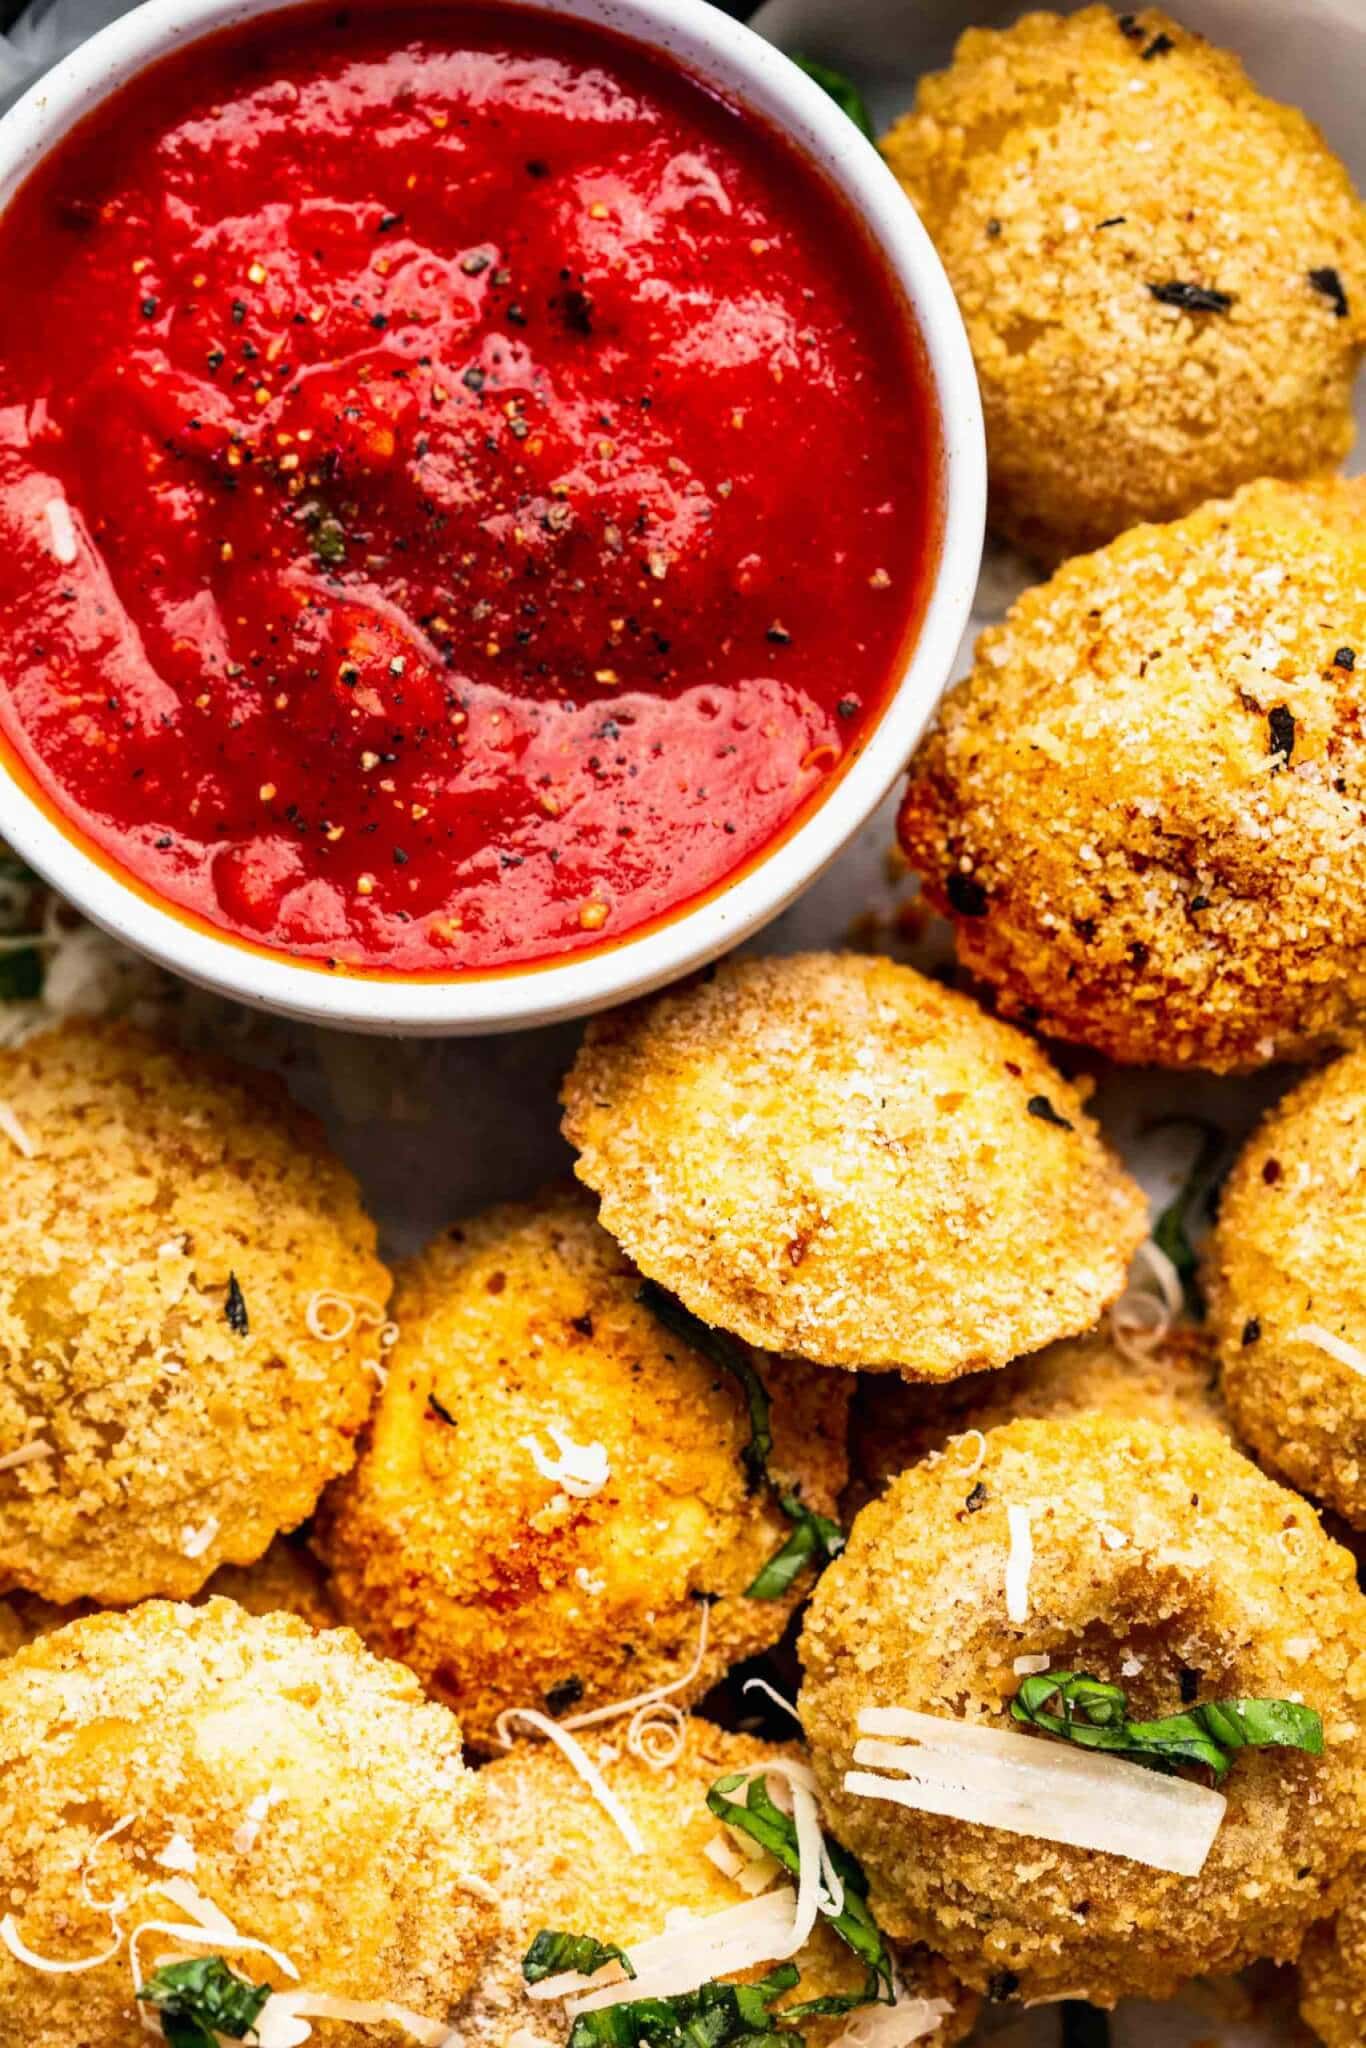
0, 0, 984, 1034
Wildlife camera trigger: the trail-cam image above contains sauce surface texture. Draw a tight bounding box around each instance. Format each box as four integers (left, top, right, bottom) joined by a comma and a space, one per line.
0, 3, 938, 972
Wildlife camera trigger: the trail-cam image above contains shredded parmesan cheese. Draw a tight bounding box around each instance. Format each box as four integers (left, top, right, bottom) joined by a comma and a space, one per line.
44, 496, 78, 566
0, 1913, 123, 1976
829, 1991, 954, 2048
180, 1516, 219, 1561
1287, 1324, 1366, 1378
0, 1101, 36, 1158
232, 1790, 278, 1855
528, 1889, 801, 2012
846, 1707, 1225, 1876
494, 1708, 645, 1856
1013, 1654, 1050, 1677
1111, 1238, 1184, 1362
0, 1438, 53, 1474
1005, 1504, 1033, 1624
519, 1424, 611, 1500
155, 1835, 197, 1875
304, 1290, 388, 1344
740, 1676, 803, 1727
255, 1992, 448, 2047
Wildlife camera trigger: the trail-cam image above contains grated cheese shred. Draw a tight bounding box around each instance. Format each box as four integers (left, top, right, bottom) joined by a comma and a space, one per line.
0, 1101, 36, 1158
519, 1423, 611, 1500
1287, 1323, 1366, 1378
0, 1438, 53, 1474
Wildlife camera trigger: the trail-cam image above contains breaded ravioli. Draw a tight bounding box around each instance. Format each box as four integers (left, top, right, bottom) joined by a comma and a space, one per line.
0, 1023, 390, 1605
900, 478, 1366, 1072
1207, 1050, 1366, 1529
561, 953, 1145, 1377
315, 1188, 848, 1752
799, 1416, 1366, 2007
848, 1326, 1225, 1511
881, 6, 1365, 561
447, 1718, 975, 2048
0, 1599, 497, 2046
1301, 1899, 1366, 2048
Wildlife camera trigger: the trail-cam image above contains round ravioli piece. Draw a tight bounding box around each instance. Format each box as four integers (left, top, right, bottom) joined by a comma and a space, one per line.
1207, 1049, 1366, 1529
447, 1717, 975, 2048
0, 1022, 390, 1605
315, 1188, 849, 1752
561, 952, 1145, 1376
848, 1325, 1225, 1510
881, 6, 1365, 562
899, 477, 1366, 1072
0, 1598, 497, 2047
799, 1415, 1365, 2007
1301, 1898, 1366, 2048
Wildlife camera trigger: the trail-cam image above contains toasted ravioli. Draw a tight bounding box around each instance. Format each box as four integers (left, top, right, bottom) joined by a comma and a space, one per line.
800, 1415, 1366, 2007
882, 6, 1365, 560
0, 1599, 497, 2045
0, 1022, 389, 1604
900, 478, 1366, 1071
315, 1187, 848, 1751
1300, 1897, 1366, 2048
447, 1719, 976, 2048
1208, 1049, 1366, 1528
562, 953, 1145, 1376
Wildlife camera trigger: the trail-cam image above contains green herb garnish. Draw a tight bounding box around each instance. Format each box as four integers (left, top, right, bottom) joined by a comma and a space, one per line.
745, 1493, 845, 1600
298, 498, 347, 568
565, 1961, 801, 2048
1011, 1671, 1323, 1781
790, 57, 875, 142
1147, 1116, 1223, 1317
705, 1773, 893, 2005
138, 1956, 272, 2048
0, 945, 42, 1002
638, 1284, 844, 1599
523, 1930, 637, 1986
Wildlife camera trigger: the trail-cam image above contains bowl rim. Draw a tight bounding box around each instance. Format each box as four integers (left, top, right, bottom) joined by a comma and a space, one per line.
0, 0, 985, 1034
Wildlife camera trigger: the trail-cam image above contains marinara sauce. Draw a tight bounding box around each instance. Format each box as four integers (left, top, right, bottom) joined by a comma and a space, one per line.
0, 4, 939, 973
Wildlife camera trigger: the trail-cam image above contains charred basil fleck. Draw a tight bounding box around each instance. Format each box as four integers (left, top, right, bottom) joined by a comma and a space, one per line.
1308, 266, 1349, 319
1027, 1093, 1074, 1131
544, 1675, 586, 1715
1148, 280, 1234, 313
1334, 646, 1356, 672
427, 1391, 457, 1425
1268, 706, 1296, 764
1241, 1317, 1261, 1347
223, 1273, 248, 1337
964, 1480, 988, 1513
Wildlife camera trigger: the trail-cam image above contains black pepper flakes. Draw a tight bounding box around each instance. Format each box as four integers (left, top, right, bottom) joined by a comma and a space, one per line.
427, 1391, 457, 1425
1334, 646, 1356, 672
836, 697, 859, 719
1141, 29, 1175, 57
946, 871, 988, 917
1308, 266, 1350, 319
140, 296, 159, 318
224, 1272, 249, 1337
964, 1480, 988, 1513
544, 1676, 585, 1715
1262, 1157, 1282, 1185
462, 366, 486, 392
1268, 705, 1296, 765
1027, 1093, 1075, 1131
765, 621, 791, 646
1242, 1317, 1262, 1347
1148, 280, 1234, 313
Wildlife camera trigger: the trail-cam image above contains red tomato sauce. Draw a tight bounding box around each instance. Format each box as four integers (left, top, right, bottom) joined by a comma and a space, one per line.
0, 3, 940, 974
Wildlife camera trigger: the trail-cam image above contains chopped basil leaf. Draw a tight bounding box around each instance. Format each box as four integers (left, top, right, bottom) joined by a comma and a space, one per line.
138, 1956, 272, 2048
523, 1930, 636, 1985
706, 1773, 893, 2005
224, 1271, 249, 1337
1147, 1116, 1223, 1318
746, 1492, 844, 1600
790, 56, 876, 142
638, 1285, 845, 1599
1011, 1670, 1323, 1781
565, 1962, 801, 2048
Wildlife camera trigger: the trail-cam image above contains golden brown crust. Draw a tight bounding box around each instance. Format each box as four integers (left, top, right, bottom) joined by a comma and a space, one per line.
0, 1598, 497, 2047
315, 1187, 848, 1752
881, 6, 1365, 562
448, 1720, 976, 2048
1207, 1050, 1366, 1528
799, 1415, 1366, 2007
0, 1022, 390, 1605
1300, 1896, 1366, 2048
848, 1325, 1226, 1512
562, 952, 1145, 1377
899, 478, 1366, 1072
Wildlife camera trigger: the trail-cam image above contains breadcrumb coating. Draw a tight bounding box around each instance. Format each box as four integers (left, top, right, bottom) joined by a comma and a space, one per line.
448, 1719, 976, 2048
315, 1187, 848, 1752
1300, 1896, 1366, 2048
0, 1536, 338, 1655
1207, 1049, 1366, 1529
899, 478, 1366, 1072
881, 5, 1365, 562
799, 1415, 1366, 2006
562, 953, 1145, 1376
848, 1326, 1225, 1512
0, 1022, 389, 1605
0, 1598, 497, 2047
